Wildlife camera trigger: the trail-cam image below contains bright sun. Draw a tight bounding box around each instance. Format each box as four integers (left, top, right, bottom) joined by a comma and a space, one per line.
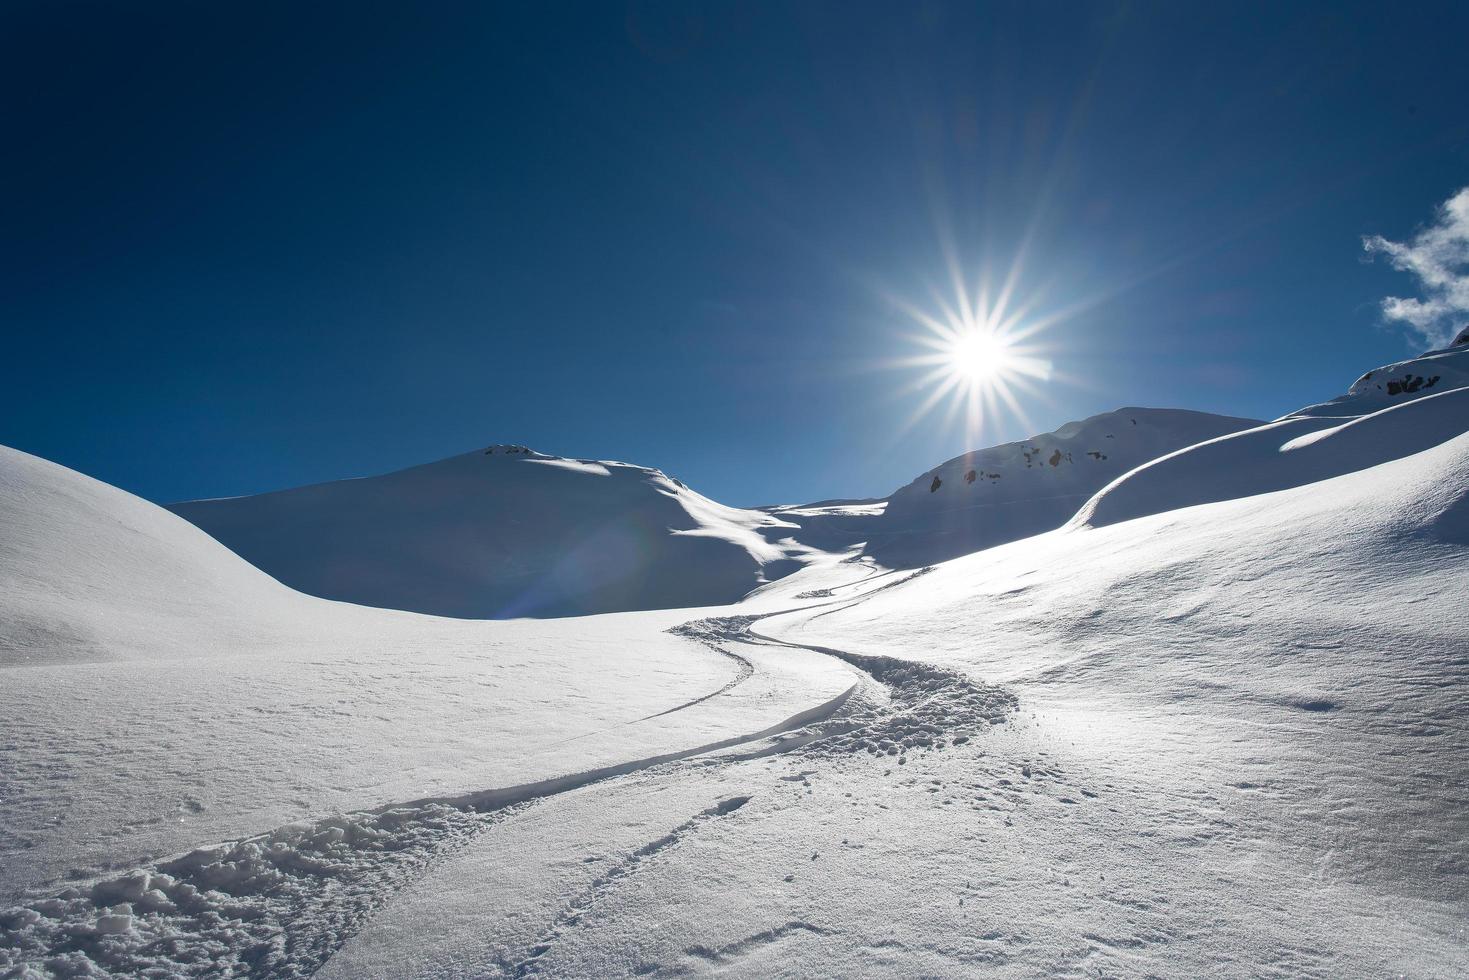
948, 331, 1015, 383
886, 270, 1061, 446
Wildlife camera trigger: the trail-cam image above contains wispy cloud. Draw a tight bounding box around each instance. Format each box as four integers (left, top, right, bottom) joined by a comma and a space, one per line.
1363, 186, 1469, 350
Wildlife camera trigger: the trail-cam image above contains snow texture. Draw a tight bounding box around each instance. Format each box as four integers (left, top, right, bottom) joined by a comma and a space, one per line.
4, 346, 1469, 978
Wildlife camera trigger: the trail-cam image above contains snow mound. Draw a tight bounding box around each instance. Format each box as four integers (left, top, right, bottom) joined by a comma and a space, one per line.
0, 802, 490, 979
1074, 346, 1469, 530
865, 408, 1260, 565
0, 445, 298, 665
170, 446, 816, 619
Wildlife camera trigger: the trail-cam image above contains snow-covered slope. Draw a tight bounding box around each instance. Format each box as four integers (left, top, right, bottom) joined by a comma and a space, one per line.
0, 444, 301, 665
737, 380, 1469, 978
319, 409, 1469, 979
1073, 344, 1469, 530
1294, 340, 1469, 418
865, 408, 1260, 565
6, 344, 1469, 978
0, 445, 855, 918
755, 498, 887, 553
169, 446, 813, 619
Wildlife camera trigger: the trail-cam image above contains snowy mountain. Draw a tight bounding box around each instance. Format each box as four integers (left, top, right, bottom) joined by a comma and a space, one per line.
864, 407, 1261, 565
4, 345, 1469, 978
1295, 339, 1469, 418
318, 347, 1469, 977
168, 445, 815, 619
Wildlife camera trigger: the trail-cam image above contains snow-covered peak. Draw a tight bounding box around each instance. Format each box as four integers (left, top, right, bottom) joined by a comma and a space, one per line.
474, 445, 699, 488
1292, 344, 1469, 418
169, 445, 813, 619
864, 407, 1260, 565
479, 443, 550, 457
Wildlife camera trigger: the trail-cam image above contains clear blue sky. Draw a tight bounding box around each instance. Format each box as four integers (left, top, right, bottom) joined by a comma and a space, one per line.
5, 1, 1468, 506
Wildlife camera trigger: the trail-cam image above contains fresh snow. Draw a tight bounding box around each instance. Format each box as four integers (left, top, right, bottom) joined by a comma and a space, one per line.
3, 348, 1468, 978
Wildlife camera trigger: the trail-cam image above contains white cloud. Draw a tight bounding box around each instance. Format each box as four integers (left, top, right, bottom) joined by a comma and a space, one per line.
1363, 186, 1469, 350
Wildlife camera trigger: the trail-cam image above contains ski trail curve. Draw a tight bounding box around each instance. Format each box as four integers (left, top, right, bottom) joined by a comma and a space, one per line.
0, 630, 853, 978
672, 608, 1016, 762
484, 602, 1019, 976
0, 583, 1016, 979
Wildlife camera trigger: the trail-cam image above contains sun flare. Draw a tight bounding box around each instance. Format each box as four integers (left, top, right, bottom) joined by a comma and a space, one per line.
948, 330, 1016, 383
885, 268, 1066, 447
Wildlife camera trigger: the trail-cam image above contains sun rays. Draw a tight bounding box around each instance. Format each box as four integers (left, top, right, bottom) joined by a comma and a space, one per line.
886, 266, 1060, 448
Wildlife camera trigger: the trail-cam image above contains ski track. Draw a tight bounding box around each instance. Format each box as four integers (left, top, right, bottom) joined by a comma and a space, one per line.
0, 589, 1016, 979
634, 649, 755, 723
677, 611, 1015, 761
502, 796, 754, 978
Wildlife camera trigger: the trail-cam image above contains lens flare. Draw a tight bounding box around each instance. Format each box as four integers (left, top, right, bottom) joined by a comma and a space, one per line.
886, 275, 1060, 448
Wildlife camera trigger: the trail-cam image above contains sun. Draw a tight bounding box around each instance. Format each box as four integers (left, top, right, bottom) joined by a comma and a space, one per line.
884, 271, 1063, 446
948, 330, 1016, 384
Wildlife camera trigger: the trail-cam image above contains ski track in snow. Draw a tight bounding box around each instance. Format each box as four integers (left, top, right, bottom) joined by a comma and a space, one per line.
502, 795, 755, 978
0, 590, 1018, 979
671, 610, 1015, 761
633, 649, 755, 723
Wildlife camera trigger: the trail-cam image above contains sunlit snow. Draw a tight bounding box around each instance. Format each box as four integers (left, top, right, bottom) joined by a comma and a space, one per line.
3, 345, 1468, 978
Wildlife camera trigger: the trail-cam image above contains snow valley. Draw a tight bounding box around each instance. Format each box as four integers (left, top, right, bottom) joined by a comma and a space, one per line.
2, 342, 1467, 978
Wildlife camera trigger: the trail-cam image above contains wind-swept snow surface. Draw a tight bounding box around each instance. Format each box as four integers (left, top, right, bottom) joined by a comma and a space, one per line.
169, 446, 815, 619
325, 414, 1469, 975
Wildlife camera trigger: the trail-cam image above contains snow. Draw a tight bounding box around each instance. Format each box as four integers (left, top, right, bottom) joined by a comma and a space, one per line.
0, 449, 857, 975
4, 347, 1469, 977
1293, 343, 1469, 418
167, 446, 819, 619
1074, 345, 1469, 529
866, 407, 1260, 565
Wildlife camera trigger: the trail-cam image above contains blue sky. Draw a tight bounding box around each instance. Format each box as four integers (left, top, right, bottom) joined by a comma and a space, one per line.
5, 1, 1469, 506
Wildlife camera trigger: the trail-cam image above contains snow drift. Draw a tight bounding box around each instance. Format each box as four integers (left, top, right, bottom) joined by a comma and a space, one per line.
169, 446, 813, 619
753, 369, 1469, 977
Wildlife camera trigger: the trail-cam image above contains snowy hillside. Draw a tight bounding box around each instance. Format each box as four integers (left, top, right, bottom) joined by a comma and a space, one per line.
866, 408, 1260, 565
1073, 343, 1469, 530
0, 445, 298, 665
169, 446, 814, 619
1295, 339, 1469, 418
0, 447, 856, 943
737, 361, 1469, 977
320, 381, 1469, 977
3, 346, 1469, 978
